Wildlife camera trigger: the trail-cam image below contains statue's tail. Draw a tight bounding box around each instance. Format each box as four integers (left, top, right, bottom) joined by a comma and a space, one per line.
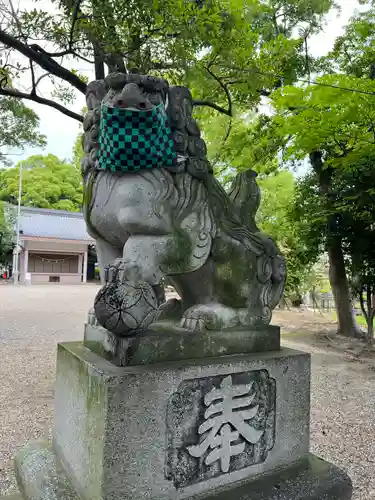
226, 170, 287, 312
226, 170, 261, 233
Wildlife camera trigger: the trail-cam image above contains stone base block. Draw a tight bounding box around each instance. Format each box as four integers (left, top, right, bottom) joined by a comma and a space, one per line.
194, 454, 352, 500
51, 342, 311, 500
13, 444, 352, 500
14, 442, 78, 500
84, 322, 281, 366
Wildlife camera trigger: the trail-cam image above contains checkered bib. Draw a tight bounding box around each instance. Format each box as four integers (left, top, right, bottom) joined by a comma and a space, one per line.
97, 103, 177, 172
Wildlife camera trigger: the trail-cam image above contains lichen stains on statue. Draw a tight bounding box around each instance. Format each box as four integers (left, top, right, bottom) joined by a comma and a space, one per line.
81, 72, 286, 336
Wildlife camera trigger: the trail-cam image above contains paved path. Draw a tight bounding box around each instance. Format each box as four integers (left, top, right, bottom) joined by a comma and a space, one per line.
0, 285, 374, 498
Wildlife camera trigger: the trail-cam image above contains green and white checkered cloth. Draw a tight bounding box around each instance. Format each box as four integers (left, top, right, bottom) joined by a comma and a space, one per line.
97, 103, 177, 172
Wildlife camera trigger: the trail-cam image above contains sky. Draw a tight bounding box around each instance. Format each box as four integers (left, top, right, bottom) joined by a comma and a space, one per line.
6, 0, 368, 163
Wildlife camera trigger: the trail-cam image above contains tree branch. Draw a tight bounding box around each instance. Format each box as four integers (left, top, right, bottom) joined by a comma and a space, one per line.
149, 61, 177, 70
0, 86, 83, 122
34, 72, 51, 88
69, 0, 84, 49
42, 48, 95, 64
304, 35, 310, 84
360, 287, 368, 322
367, 285, 372, 326
205, 65, 232, 117
29, 60, 36, 95
8, 0, 26, 41
36, 0, 96, 65
121, 27, 181, 59
370, 301, 375, 323
192, 100, 232, 116
0, 29, 87, 94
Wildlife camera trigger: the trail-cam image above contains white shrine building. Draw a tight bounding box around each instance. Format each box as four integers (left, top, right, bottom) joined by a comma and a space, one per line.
13, 206, 94, 284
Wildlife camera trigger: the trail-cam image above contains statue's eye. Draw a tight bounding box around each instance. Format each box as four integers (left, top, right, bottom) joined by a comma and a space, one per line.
148, 93, 161, 105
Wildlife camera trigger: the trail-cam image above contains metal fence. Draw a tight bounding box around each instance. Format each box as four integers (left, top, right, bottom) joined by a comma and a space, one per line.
303, 292, 335, 312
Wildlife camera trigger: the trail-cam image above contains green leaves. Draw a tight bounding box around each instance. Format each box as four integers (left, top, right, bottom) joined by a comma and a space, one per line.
1, 0, 336, 122
0, 154, 83, 211
256, 170, 325, 300
326, 5, 375, 78
71, 130, 84, 173
264, 74, 375, 169
0, 201, 15, 264
0, 98, 46, 166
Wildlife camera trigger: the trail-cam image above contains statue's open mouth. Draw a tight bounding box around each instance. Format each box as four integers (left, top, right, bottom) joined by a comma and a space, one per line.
107, 83, 157, 111
103, 75, 169, 111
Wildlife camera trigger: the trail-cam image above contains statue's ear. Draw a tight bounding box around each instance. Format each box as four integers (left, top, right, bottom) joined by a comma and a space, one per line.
86, 80, 106, 110
167, 86, 192, 130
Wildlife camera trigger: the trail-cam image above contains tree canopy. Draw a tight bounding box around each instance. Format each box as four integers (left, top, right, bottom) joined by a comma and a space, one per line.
0, 97, 46, 166
325, 2, 375, 77
219, 0, 375, 338
0, 0, 336, 122
0, 154, 83, 211
0, 201, 15, 264
256, 170, 322, 303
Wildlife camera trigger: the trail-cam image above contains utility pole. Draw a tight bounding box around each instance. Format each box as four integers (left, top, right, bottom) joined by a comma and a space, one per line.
13, 161, 23, 284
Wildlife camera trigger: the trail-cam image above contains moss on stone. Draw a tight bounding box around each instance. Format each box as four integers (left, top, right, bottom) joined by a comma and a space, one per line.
161, 227, 193, 273
84, 340, 110, 361
54, 343, 108, 500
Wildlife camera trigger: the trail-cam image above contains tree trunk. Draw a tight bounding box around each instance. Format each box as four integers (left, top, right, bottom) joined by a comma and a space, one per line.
327, 236, 361, 337
310, 150, 361, 338
368, 320, 374, 345
367, 287, 375, 345
367, 309, 375, 345
94, 45, 105, 80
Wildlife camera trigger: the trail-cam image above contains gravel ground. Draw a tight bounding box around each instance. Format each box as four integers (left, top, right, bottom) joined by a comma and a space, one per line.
0, 285, 374, 498
0, 284, 99, 495
283, 336, 375, 500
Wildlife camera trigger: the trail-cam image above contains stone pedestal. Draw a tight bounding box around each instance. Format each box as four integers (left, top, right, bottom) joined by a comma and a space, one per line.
11, 324, 352, 500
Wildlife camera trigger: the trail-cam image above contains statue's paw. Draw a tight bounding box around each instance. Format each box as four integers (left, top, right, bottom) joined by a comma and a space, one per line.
105, 258, 159, 284
156, 298, 183, 321
180, 303, 240, 332
105, 258, 143, 284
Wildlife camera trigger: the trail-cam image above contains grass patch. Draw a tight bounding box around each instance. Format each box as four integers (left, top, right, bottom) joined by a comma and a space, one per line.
356, 315, 368, 327
280, 330, 306, 337
332, 311, 367, 327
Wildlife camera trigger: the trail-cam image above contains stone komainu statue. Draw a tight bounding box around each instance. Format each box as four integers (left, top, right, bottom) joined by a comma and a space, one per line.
81, 72, 286, 335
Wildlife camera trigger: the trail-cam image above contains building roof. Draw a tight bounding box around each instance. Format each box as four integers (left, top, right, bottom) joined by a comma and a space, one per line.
18, 206, 94, 242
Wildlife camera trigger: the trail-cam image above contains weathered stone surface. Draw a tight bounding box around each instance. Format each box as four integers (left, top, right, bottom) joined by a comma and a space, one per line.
9, 452, 353, 500
165, 370, 276, 488
94, 281, 160, 335
52, 342, 310, 500
14, 442, 79, 500
82, 73, 286, 336
84, 322, 281, 366
10, 450, 352, 500
193, 454, 352, 500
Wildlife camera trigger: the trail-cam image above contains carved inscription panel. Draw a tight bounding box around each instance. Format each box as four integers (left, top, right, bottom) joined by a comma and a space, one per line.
165, 370, 276, 488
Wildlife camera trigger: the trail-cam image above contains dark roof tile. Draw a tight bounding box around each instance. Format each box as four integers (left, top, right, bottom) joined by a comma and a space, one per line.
18, 206, 94, 241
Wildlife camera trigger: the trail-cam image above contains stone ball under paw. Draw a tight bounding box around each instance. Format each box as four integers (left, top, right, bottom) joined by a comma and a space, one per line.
94, 281, 159, 336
